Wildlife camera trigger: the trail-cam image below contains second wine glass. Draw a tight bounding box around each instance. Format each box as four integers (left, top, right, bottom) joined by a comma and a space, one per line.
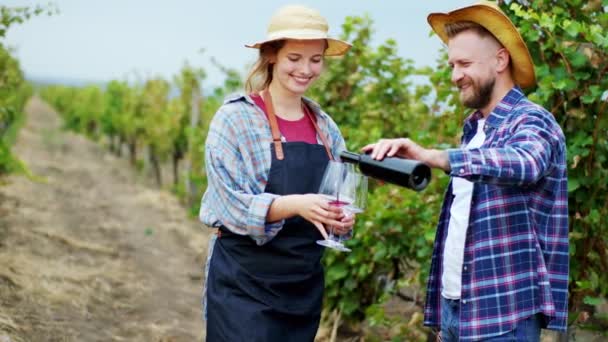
316, 161, 368, 252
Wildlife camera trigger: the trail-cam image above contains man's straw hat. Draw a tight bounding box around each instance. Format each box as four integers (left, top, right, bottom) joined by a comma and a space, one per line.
246, 5, 351, 56
427, 1, 536, 88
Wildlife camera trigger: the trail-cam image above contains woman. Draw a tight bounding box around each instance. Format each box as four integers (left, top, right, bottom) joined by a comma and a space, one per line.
199, 4, 354, 341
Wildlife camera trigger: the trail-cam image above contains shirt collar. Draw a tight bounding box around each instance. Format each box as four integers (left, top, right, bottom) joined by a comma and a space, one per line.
463, 86, 525, 129
223, 92, 324, 118
223, 92, 253, 105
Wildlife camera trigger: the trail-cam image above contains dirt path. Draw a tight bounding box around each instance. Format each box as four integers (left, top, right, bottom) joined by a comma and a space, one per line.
0, 97, 212, 342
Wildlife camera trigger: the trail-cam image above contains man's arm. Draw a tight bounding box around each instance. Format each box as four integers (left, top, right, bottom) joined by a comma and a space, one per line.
361, 111, 563, 186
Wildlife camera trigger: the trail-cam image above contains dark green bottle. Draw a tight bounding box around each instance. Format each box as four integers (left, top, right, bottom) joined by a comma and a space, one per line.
340, 151, 431, 191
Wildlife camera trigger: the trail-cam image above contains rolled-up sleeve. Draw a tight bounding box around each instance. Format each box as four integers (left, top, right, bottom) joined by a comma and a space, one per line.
447, 112, 563, 186
199, 105, 284, 245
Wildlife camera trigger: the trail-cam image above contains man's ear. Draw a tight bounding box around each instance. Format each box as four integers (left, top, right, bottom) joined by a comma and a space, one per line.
496, 48, 511, 74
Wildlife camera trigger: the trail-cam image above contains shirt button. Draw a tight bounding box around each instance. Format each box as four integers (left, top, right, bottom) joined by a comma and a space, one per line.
463, 266, 468, 271
462, 299, 467, 304
459, 168, 465, 174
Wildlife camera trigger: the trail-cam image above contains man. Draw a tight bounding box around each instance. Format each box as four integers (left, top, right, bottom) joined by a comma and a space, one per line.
362, 1, 568, 341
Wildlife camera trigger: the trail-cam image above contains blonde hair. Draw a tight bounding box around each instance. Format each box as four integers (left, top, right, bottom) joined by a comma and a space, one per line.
245, 40, 285, 93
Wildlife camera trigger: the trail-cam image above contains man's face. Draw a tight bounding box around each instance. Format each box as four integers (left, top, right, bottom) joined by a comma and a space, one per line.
447, 30, 500, 110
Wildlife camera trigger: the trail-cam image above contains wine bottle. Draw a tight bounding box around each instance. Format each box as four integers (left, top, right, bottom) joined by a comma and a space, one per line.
339, 151, 431, 191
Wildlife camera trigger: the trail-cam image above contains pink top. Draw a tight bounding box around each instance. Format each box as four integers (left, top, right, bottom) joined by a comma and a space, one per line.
250, 94, 317, 144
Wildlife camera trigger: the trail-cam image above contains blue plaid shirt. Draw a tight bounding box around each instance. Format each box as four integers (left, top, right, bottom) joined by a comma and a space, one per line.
423, 87, 569, 340
199, 93, 345, 320
199, 93, 345, 245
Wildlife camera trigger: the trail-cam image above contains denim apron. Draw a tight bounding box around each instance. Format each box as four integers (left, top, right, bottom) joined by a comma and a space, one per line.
206, 90, 334, 341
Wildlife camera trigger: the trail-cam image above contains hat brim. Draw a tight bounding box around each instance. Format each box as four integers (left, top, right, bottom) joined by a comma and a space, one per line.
428, 3, 536, 88
246, 37, 351, 57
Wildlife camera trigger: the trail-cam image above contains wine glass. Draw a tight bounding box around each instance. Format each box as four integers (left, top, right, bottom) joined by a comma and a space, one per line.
316, 161, 368, 252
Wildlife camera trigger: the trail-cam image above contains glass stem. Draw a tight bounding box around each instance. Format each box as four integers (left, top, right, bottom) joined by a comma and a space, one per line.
327, 225, 335, 240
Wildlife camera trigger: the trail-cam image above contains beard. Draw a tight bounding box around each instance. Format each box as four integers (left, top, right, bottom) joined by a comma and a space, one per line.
459, 76, 495, 110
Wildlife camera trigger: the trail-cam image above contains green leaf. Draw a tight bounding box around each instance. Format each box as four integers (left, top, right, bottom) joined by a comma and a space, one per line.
539, 13, 555, 30
585, 209, 601, 225
373, 244, 387, 261
424, 229, 436, 242
573, 71, 592, 81
589, 85, 602, 97
569, 231, 584, 240
552, 79, 567, 90
563, 19, 583, 37
568, 178, 580, 192
326, 263, 349, 282
581, 94, 596, 104
340, 296, 360, 315
568, 51, 588, 68
576, 280, 593, 290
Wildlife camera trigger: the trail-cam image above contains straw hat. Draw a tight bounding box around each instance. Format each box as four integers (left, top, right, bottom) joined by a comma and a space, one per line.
427, 1, 536, 88
246, 5, 351, 56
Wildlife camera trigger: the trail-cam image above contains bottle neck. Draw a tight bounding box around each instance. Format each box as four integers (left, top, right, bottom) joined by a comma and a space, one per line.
339, 151, 360, 164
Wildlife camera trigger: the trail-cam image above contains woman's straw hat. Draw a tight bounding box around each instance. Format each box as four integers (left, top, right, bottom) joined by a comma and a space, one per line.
246, 5, 351, 56
427, 1, 536, 88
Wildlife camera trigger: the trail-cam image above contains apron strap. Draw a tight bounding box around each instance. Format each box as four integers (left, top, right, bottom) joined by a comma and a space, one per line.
260, 89, 334, 161
261, 90, 285, 160
302, 103, 334, 161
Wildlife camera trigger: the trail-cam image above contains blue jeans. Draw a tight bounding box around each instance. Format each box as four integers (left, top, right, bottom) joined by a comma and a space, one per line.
440, 296, 541, 341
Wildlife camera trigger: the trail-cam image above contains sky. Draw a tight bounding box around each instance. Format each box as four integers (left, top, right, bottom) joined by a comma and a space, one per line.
4, 0, 472, 88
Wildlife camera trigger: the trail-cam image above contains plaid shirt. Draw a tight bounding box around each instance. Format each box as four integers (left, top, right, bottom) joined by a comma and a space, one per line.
199, 93, 345, 245
199, 93, 345, 320
423, 87, 569, 340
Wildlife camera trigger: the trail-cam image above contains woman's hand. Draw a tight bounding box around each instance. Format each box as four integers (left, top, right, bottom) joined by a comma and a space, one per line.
268, 194, 355, 238
336, 212, 355, 235
293, 194, 351, 235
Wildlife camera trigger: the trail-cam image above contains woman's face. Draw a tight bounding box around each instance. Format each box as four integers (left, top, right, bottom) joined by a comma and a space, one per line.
271, 39, 325, 96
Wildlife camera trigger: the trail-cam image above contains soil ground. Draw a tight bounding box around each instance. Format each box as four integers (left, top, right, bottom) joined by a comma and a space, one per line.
0, 97, 212, 342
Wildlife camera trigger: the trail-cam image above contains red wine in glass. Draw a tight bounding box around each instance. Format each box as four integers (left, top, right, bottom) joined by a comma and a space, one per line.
317, 161, 367, 252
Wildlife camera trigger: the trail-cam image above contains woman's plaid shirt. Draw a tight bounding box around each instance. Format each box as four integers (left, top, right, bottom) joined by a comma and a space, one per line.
199, 93, 345, 245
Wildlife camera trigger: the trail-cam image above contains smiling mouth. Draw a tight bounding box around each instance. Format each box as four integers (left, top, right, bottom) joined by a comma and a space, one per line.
292, 75, 312, 83
458, 84, 472, 92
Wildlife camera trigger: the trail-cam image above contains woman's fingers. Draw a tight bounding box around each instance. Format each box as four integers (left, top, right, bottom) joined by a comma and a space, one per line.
303, 195, 355, 236
341, 214, 355, 227
326, 205, 343, 216
333, 223, 351, 235
315, 200, 343, 216
315, 208, 347, 228
312, 221, 328, 239
313, 206, 341, 221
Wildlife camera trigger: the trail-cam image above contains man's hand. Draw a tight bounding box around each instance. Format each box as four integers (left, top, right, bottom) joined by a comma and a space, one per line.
361, 138, 451, 171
